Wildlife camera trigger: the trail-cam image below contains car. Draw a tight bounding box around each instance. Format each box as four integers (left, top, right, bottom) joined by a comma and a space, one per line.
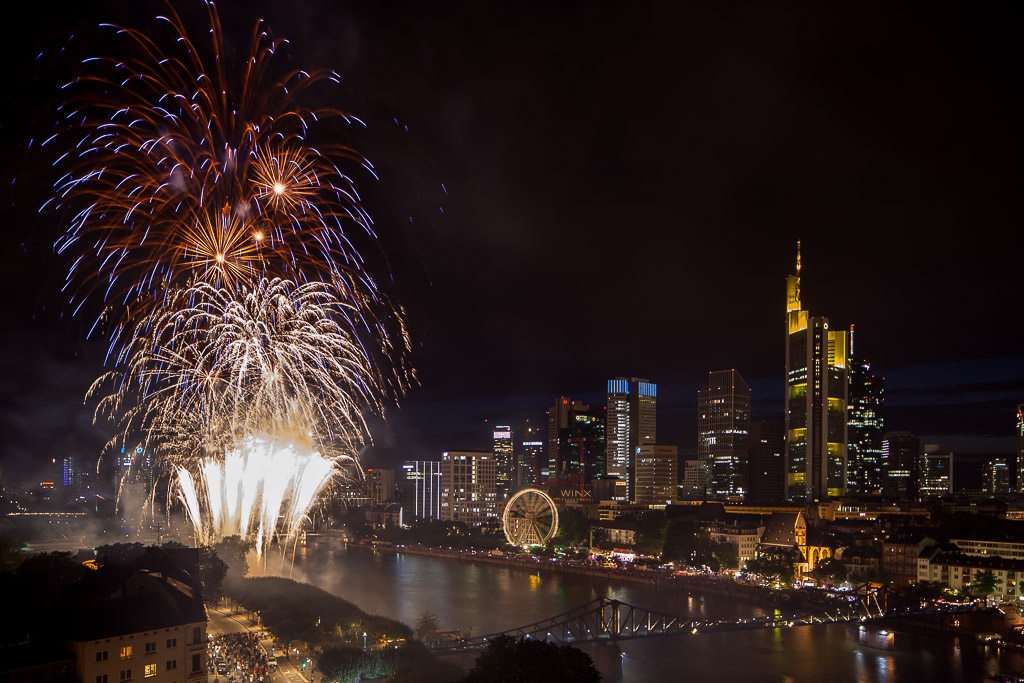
266, 657, 277, 669
217, 666, 228, 676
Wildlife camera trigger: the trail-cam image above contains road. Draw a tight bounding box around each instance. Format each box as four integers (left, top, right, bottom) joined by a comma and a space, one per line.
207, 607, 318, 683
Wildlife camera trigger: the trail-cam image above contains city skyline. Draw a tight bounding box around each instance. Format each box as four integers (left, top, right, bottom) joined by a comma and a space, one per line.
0, 1, 1021, 484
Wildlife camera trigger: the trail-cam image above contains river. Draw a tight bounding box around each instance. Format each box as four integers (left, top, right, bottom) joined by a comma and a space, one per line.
283, 546, 1023, 682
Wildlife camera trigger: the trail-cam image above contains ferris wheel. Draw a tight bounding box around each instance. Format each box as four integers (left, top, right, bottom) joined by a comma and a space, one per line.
502, 488, 559, 547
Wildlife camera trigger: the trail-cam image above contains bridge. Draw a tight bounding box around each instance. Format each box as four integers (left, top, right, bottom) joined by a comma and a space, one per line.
431, 586, 985, 653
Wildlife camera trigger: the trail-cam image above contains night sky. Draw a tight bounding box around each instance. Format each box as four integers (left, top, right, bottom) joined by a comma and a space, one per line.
1, 1, 1021, 483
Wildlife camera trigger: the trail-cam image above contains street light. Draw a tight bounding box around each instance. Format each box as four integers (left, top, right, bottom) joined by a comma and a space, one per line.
362, 632, 367, 650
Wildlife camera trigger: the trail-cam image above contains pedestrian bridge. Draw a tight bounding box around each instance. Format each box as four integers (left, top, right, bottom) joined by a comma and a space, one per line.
431, 586, 983, 653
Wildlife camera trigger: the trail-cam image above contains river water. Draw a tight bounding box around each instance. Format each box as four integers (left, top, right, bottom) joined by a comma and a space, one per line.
285, 546, 1023, 682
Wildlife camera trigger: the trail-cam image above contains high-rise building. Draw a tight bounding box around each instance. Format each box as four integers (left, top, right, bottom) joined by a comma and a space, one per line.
519, 429, 544, 487
919, 446, 953, 497
1017, 405, 1024, 493
440, 451, 498, 525
984, 456, 1011, 495
365, 468, 396, 506
784, 242, 849, 501
747, 420, 785, 503
399, 461, 443, 520
680, 460, 705, 499
698, 370, 751, 499
882, 431, 920, 499
634, 445, 678, 506
61, 454, 85, 495
547, 398, 606, 484
492, 425, 515, 498
605, 378, 657, 501
846, 332, 885, 495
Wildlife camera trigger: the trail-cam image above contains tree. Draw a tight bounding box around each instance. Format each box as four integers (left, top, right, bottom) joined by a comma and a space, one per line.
460, 635, 601, 683
554, 508, 590, 546
745, 547, 800, 585
199, 545, 228, 604
413, 612, 440, 642
968, 570, 1002, 599
0, 535, 26, 574
213, 535, 253, 582
807, 558, 846, 584
95, 542, 147, 565
634, 510, 666, 557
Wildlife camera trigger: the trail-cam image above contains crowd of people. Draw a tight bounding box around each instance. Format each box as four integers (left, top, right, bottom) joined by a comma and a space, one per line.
210, 632, 272, 683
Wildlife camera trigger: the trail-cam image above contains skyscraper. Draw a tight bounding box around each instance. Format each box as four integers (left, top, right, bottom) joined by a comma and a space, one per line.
919, 445, 953, 497
697, 369, 750, 498
519, 428, 544, 487
400, 460, 443, 520
634, 445, 678, 506
882, 431, 920, 499
1017, 404, 1024, 493
440, 451, 497, 525
547, 398, 606, 484
847, 331, 885, 495
984, 456, 1011, 495
605, 378, 657, 501
784, 242, 849, 501
492, 425, 514, 498
747, 420, 784, 503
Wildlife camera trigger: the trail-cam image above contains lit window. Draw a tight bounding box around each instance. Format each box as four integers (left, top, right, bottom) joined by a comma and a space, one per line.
121, 646, 133, 661
144, 665, 157, 678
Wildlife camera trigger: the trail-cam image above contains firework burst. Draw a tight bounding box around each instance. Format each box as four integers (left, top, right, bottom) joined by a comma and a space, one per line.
50, 2, 413, 551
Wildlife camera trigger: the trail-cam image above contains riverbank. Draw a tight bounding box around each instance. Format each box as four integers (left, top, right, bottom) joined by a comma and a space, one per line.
363, 543, 822, 611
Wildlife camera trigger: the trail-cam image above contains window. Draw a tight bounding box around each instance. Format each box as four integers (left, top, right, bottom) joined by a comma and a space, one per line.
97, 651, 109, 662
145, 642, 156, 655
166, 661, 177, 671
144, 664, 157, 678
191, 628, 202, 645
97, 676, 108, 683
120, 646, 133, 661
120, 670, 132, 682
191, 655, 201, 673
166, 639, 177, 649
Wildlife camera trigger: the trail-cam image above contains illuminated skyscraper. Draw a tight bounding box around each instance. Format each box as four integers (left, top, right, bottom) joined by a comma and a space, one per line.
697, 370, 750, 498
440, 451, 497, 525
1018, 405, 1024, 493
605, 378, 657, 501
847, 332, 885, 495
919, 445, 953, 497
492, 425, 514, 498
519, 426, 544, 487
882, 431, 919, 499
784, 242, 849, 501
634, 445, 678, 506
400, 460, 443, 520
984, 456, 1011, 495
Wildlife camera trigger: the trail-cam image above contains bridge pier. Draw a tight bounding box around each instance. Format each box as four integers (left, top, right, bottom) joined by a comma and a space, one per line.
592, 641, 623, 682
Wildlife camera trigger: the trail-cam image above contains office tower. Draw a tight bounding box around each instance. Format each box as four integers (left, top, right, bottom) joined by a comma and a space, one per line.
918, 445, 953, 497
519, 427, 544, 487
116, 446, 154, 495
680, 460, 705, 499
846, 332, 885, 495
547, 398, 606, 483
605, 378, 657, 501
697, 370, 751, 498
882, 431, 920, 499
784, 242, 849, 501
1018, 405, 1024, 493
440, 451, 497, 525
492, 425, 515, 498
747, 420, 785, 502
400, 461, 443, 520
984, 457, 1011, 495
634, 445, 678, 506
365, 468, 395, 506
61, 454, 84, 495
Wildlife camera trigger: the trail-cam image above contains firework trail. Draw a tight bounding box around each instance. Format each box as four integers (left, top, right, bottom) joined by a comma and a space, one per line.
49, 2, 412, 551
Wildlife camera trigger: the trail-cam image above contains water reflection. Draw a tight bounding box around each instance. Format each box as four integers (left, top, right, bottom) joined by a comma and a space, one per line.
284, 547, 1024, 682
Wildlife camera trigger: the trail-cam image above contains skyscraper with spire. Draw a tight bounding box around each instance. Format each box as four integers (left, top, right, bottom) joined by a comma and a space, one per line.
784, 242, 849, 501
